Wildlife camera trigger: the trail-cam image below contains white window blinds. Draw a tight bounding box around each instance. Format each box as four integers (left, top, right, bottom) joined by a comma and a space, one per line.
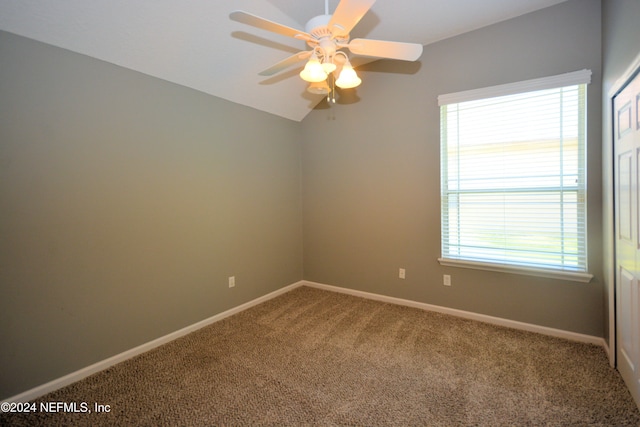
438, 70, 591, 281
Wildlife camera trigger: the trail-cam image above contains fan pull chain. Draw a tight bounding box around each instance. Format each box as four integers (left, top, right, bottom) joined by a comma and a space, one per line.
326, 74, 336, 104
332, 76, 336, 103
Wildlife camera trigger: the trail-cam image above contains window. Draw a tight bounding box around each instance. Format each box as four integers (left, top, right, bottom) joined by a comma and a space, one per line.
438, 70, 592, 282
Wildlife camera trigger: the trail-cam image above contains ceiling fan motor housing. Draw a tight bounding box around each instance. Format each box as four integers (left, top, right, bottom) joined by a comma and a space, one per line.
305, 15, 349, 44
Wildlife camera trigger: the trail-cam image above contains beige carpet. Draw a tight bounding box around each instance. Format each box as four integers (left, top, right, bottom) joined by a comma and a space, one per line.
2, 286, 640, 426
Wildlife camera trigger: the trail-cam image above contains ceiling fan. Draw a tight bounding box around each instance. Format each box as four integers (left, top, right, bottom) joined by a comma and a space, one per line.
230, 0, 423, 96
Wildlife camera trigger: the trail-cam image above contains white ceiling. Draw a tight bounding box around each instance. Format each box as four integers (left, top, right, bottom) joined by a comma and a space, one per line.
0, 0, 569, 122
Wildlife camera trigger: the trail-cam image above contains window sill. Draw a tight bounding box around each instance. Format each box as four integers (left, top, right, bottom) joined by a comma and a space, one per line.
437, 258, 593, 283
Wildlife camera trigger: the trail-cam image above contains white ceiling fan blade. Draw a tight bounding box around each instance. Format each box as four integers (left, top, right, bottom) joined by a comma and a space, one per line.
328, 0, 376, 38
259, 51, 312, 76
230, 11, 312, 41
348, 38, 423, 61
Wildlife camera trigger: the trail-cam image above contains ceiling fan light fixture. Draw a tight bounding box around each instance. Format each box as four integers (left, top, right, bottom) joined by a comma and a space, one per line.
231, 0, 424, 100
299, 52, 327, 83
335, 61, 361, 89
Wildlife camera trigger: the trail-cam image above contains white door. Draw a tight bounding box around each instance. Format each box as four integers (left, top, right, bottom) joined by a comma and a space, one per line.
614, 70, 640, 409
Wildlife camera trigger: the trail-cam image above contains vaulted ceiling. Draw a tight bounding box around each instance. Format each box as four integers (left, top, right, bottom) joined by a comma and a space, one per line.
0, 0, 569, 121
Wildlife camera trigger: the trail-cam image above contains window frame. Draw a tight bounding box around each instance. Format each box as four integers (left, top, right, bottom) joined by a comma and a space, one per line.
437, 70, 593, 283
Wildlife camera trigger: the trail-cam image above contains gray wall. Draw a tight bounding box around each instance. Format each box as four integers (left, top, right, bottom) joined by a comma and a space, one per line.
0, 0, 613, 401
601, 0, 640, 347
603, 0, 640, 90
302, 0, 604, 336
0, 31, 303, 399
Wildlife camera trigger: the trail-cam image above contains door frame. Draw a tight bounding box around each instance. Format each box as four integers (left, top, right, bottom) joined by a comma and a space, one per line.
606, 52, 640, 368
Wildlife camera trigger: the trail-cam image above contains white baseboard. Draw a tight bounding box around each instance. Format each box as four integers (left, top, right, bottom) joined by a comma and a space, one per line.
4, 279, 605, 404
3, 281, 305, 404
302, 280, 606, 347
602, 340, 614, 367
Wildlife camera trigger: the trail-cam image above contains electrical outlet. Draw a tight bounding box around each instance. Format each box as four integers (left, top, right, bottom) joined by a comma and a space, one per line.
443, 274, 451, 286
399, 268, 406, 279
228, 276, 235, 288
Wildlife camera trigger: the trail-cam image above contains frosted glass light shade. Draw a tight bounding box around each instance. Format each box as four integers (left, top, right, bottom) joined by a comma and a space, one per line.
335, 64, 361, 89
307, 80, 330, 95
322, 60, 336, 74
299, 57, 327, 83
